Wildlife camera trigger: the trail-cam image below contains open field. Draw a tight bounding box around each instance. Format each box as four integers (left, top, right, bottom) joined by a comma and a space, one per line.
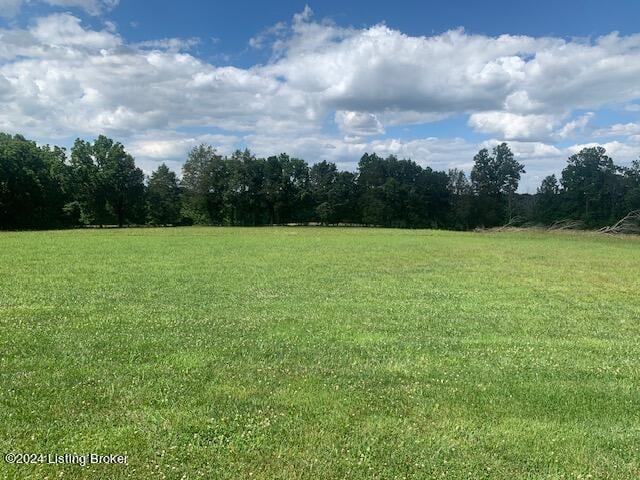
0, 227, 639, 479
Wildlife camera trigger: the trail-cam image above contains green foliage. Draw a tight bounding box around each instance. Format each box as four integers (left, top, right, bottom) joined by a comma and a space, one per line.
356, 153, 451, 227
529, 147, 637, 228
447, 169, 473, 229
315, 201, 334, 225
182, 144, 229, 224
535, 174, 561, 224
0, 133, 70, 229
471, 143, 526, 226
66, 136, 145, 226
560, 146, 624, 226
96, 136, 146, 226
224, 149, 264, 225
623, 159, 640, 212
147, 164, 181, 225
2, 131, 640, 231
68, 138, 99, 225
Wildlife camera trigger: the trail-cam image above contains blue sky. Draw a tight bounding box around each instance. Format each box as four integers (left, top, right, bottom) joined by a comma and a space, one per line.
2, 0, 640, 191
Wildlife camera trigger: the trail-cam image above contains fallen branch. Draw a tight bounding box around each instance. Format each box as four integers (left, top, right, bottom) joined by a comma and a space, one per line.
547, 219, 583, 231
598, 210, 640, 235
494, 216, 524, 232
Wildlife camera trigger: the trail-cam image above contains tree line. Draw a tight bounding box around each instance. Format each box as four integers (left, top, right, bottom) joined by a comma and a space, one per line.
1, 131, 639, 230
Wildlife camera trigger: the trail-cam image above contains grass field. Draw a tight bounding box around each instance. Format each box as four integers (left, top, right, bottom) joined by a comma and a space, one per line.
0, 227, 639, 479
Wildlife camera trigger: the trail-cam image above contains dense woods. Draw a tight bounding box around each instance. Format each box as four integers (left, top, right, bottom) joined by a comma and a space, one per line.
1, 131, 640, 231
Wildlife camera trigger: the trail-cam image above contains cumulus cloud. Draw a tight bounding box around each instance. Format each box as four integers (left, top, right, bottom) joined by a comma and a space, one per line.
126, 131, 240, 174
1, 9, 640, 182
568, 140, 640, 161
557, 112, 593, 139
593, 122, 640, 137
335, 111, 384, 137
468, 112, 561, 141
30, 12, 120, 48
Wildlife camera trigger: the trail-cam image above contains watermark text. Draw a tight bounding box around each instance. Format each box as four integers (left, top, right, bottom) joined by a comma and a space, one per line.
4, 453, 127, 467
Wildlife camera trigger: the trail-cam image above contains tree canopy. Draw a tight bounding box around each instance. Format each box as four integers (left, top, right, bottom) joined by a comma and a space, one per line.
1, 132, 639, 231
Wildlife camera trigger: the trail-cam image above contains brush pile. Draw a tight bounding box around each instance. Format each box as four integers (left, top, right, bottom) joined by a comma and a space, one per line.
597, 210, 640, 235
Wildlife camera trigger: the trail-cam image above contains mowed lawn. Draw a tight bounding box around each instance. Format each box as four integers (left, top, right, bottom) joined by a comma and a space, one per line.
0, 227, 639, 479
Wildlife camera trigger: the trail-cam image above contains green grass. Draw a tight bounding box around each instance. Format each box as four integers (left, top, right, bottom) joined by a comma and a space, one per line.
0, 227, 639, 479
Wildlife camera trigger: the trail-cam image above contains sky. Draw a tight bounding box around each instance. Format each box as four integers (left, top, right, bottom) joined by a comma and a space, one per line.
2, 1, 640, 191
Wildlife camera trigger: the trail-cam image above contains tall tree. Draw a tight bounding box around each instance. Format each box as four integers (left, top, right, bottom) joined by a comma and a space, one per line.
147, 164, 181, 225
67, 138, 99, 225
0, 133, 70, 229
357, 153, 391, 226
447, 169, 473, 229
494, 142, 525, 220
182, 144, 228, 224
282, 156, 312, 223
623, 159, 640, 213
535, 174, 561, 224
310, 160, 338, 207
92, 135, 146, 227
226, 149, 257, 225
471, 143, 525, 226
470, 149, 498, 196
332, 171, 358, 224
560, 146, 624, 226
418, 167, 451, 228
6, 130, 640, 233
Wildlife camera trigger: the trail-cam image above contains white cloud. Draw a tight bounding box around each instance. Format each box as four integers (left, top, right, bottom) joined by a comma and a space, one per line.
557, 112, 593, 139
334, 111, 384, 137
266, 25, 549, 114
31, 13, 120, 48
487, 140, 564, 159
0, 0, 118, 17
134, 37, 201, 52
249, 21, 287, 50
593, 122, 640, 137
468, 112, 561, 141
126, 131, 240, 174
45, 0, 117, 15
45, 0, 120, 15
568, 140, 640, 161
1, 9, 640, 183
